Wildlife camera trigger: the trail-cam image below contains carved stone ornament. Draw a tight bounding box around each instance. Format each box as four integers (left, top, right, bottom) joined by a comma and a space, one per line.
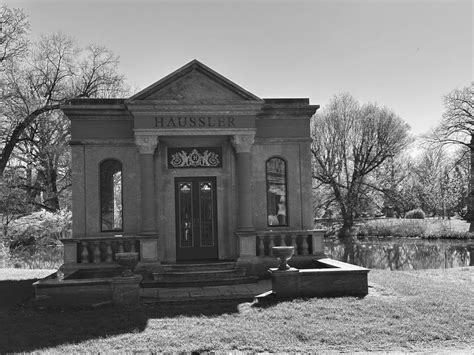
135, 135, 158, 154
168, 147, 222, 168
231, 134, 255, 153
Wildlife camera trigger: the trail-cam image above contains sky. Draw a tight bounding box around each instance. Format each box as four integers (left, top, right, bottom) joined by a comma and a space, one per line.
5, 0, 473, 136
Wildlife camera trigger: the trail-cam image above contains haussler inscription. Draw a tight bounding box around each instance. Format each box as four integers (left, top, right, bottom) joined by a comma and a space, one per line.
155, 116, 236, 128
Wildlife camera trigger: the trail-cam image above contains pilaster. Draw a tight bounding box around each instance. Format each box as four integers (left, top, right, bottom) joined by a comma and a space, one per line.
232, 134, 257, 262
231, 134, 255, 231
135, 134, 159, 235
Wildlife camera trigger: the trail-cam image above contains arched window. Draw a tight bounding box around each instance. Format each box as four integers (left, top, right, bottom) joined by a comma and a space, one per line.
266, 157, 288, 226
100, 159, 123, 231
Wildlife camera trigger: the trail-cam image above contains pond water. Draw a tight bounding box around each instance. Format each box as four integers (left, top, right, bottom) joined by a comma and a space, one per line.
324, 237, 473, 270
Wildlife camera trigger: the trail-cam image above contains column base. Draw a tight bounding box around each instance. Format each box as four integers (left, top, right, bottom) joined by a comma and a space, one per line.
139, 235, 160, 264
235, 231, 257, 259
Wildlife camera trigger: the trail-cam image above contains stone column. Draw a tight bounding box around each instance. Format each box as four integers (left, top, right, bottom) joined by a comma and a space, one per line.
135, 135, 158, 235
231, 134, 257, 263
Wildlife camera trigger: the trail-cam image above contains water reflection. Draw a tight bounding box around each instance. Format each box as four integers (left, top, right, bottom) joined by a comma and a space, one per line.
324, 237, 473, 270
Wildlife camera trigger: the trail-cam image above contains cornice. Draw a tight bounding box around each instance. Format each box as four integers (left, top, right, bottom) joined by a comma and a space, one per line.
254, 137, 313, 144
257, 104, 320, 118
60, 102, 131, 118
70, 139, 135, 146
125, 101, 263, 116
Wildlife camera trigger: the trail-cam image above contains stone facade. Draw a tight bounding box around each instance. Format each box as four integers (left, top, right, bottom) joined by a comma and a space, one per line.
61, 60, 320, 271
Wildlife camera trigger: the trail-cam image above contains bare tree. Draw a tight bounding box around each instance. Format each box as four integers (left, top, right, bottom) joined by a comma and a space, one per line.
12, 111, 71, 211
311, 93, 411, 238
430, 85, 474, 225
0, 32, 126, 177
372, 154, 415, 217
0, 5, 29, 64
432, 86, 473, 146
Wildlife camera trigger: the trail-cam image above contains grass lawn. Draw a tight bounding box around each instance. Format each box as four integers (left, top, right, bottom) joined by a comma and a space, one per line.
0, 268, 56, 280
0, 267, 472, 353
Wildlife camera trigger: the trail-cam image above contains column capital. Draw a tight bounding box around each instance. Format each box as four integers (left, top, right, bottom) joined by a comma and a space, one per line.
231, 134, 255, 153
135, 135, 158, 154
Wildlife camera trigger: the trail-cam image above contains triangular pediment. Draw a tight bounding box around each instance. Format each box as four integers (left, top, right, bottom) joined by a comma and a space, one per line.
129, 60, 262, 104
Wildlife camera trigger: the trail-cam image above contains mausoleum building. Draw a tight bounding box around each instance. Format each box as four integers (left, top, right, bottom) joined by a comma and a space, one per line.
60, 60, 324, 276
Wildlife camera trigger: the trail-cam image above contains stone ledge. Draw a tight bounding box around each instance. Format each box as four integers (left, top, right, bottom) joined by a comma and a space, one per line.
269, 258, 369, 299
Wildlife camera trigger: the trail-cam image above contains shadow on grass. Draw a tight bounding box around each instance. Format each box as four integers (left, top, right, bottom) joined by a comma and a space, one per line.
0, 299, 244, 352
0, 279, 40, 311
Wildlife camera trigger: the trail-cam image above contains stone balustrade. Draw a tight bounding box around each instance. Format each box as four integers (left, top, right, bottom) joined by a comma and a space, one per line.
61, 235, 159, 267
255, 229, 325, 258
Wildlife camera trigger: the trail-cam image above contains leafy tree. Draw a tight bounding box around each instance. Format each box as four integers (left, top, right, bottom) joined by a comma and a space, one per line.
311, 93, 411, 238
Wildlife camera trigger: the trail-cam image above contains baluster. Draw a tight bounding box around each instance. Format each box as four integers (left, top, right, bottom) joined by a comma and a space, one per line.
105, 241, 113, 263
130, 240, 136, 253
81, 241, 89, 263
257, 235, 264, 256
278, 234, 284, 246
269, 235, 275, 257
291, 234, 297, 250
93, 242, 101, 263
302, 234, 309, 255
118, 240, 124, 253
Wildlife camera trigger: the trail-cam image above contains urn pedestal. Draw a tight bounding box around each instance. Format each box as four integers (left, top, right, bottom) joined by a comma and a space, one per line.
115, 252, 139, 277
272, 246, 294, 270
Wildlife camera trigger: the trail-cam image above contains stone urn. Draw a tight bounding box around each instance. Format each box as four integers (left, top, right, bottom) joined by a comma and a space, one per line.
115, 252, 139, 277
272, 246, 295, 271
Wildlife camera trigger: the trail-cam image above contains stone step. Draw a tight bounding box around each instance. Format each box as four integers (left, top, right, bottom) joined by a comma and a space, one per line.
150, 261, 256, 288
144, 276, 258, 288
159, 262, 237, 272
154, 268, 246, 282
140, 280, 269, 302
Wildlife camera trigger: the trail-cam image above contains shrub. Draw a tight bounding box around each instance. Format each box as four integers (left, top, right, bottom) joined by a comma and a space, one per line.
393, 220, 426, 237
5, 209, 71, 269
422, 231, 473, 239
358, 221, 393, 237
405, 208, 426, 219
357, 218, 427, 238
6, 209, 71, 248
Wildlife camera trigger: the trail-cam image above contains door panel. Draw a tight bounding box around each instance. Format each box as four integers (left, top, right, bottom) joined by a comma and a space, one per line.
175, 177, 218, 261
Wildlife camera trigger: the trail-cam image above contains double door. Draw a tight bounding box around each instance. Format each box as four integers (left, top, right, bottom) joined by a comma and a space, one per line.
175, 177, 218, 261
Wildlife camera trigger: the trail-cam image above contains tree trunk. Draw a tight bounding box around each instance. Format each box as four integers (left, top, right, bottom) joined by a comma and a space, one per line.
467, 135, 474, 231
339, 222, 353, 239
0, 104, 60, 178
41, 156, 60, 212
339, 208, 356, 239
